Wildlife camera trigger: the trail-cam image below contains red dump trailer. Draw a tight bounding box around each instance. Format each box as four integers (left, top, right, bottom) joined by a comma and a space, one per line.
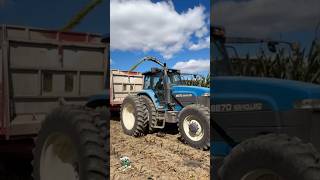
0, 25, 108, 179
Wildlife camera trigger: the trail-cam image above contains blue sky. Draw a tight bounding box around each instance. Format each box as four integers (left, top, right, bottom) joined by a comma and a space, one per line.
213, 0, 320, 58
110, 0, 210, 75
0, 0, 108, 34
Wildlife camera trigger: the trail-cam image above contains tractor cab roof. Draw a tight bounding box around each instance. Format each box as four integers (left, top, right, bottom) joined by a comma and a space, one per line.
142, 68, 180, 75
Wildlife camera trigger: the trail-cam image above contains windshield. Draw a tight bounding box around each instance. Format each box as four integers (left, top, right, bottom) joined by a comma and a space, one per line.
168, 72, 183, 85
212, 38, 233, 76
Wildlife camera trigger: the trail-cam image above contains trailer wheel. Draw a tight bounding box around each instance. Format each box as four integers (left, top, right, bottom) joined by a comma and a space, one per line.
178, 104, 210, 150
120, 95, 148, 136
140, 95, 157, 132
219, 134, 320, 180
33, 106, 106, 180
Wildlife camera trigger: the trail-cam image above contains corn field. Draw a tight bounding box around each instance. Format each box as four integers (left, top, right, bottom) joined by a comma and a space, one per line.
231, 39, 320, 84
182, 74, 210, 87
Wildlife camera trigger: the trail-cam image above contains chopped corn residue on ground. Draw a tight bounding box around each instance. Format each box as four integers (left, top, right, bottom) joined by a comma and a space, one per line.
110, 118, 210, 180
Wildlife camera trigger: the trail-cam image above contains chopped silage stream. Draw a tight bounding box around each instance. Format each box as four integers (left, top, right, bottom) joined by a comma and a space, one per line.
110, 117, 210, 180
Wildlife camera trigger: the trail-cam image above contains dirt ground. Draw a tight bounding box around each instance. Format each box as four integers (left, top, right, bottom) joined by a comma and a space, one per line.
110, 115, 210, 180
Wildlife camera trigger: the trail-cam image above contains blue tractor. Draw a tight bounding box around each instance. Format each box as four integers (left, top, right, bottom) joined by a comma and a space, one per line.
120, 57, 210, 150
212, 26, 320, 180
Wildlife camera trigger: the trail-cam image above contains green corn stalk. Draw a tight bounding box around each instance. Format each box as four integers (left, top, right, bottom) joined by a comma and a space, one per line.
231, 38, 320, 84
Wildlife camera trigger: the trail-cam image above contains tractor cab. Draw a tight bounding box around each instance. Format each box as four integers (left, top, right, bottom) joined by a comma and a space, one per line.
142, 68, 183, 105
142, 68, 182, 89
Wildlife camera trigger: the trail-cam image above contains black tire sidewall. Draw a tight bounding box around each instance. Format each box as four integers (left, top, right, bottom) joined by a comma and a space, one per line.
120, 96, 143, 135
140, 95, 156, 130
33, 109, 89, 180
178, 105, 210, 149
95, 106, 110, 121
220, 134, 320, 180
221, 149, 299, 180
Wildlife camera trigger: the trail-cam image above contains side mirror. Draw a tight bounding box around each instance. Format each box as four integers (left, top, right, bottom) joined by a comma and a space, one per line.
267, 42, 278, 53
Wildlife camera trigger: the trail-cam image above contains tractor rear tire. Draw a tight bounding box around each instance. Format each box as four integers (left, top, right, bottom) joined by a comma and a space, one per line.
120, 95, 148, 137
178, 104, 210, 150
219, 134, 320, 180
32, 106, 106, 180
94, 106, 110, 121
140, 95, 157, 133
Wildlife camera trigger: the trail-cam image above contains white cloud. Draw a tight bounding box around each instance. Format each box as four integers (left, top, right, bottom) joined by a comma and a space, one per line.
111, 0, 209, 59
213, 0, 320, 37
173, 59, 209, 74
189, 36, 210, 51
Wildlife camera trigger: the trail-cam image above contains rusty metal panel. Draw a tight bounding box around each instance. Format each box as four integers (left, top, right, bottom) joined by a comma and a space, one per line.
63, 47, 105, 70
6, 26, 27, 40
110, 70, 143, 105
12, 71, 39, 96
10, 43, 60, 68
14, 100, 58, 115
29, 29, 57, 41
80, 72, 105, 96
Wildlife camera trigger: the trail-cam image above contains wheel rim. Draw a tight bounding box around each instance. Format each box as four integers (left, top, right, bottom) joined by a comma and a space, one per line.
40, 133, 79, 180
122, 103, 135, 130
182, 115, 204, 141
241, 169, 283, 180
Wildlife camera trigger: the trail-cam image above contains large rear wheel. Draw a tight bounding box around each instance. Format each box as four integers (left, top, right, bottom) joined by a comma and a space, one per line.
219, 134, 320, 180
140, 95, 157, 133
120, 95, 148, 136
32, 106, 106, 180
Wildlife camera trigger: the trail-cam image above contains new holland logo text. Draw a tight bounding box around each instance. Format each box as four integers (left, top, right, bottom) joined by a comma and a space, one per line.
211, 103, 263, 112
175, 94, 193, 97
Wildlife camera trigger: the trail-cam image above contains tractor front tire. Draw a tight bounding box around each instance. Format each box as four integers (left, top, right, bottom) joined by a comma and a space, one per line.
120, 95, 148, 137
33, 106, 106, 180
178, 104, 210, 150
219, 134, 320, 180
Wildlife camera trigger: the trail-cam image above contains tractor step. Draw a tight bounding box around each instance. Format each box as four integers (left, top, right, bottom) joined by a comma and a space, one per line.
153, 109, 166, 129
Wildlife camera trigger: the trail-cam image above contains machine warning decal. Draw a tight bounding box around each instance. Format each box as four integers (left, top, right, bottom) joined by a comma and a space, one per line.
211, 103, 263, 112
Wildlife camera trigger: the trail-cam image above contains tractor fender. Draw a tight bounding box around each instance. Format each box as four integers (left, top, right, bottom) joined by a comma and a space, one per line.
137, 90, 161, 109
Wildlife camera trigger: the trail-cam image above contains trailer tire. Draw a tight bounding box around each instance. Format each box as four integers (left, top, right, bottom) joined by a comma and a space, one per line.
140, 95, 157, 133
219, 134, 320, 180
32, 106, 106, 180
120, 95, 148, 136
178, 104, 210, 150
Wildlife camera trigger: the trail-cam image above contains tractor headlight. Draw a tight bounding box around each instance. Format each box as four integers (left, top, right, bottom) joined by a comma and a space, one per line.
202, 93, 210, 97
294, 99, 320, 109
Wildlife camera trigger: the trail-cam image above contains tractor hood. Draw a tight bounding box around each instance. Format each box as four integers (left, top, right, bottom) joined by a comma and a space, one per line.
213, 76, 320, 111
171, 85, 210, 97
